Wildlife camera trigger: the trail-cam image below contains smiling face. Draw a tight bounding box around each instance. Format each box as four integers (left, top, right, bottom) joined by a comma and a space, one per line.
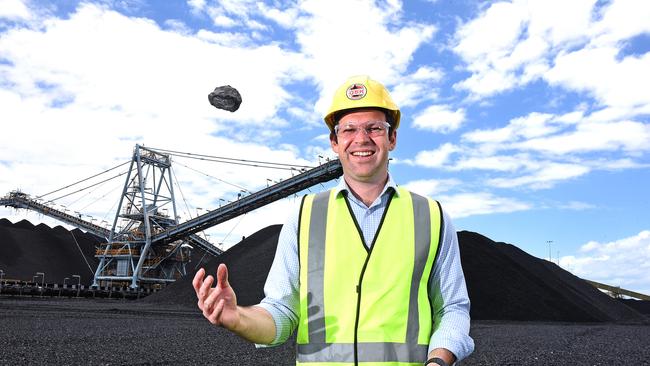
330, 109, 397, 186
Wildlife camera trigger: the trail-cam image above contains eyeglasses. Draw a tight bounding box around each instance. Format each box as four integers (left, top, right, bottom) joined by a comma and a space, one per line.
334, 121, 391, 139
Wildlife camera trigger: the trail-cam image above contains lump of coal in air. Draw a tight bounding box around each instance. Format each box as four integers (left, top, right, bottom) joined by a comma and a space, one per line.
208, 85, 242, 112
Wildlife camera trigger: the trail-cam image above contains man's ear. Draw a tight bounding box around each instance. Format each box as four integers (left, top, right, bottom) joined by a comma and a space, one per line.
330, 132, 339, 152
389, 129, 397, 151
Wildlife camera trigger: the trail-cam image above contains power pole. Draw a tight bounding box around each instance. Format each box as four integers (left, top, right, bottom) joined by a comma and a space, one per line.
546, 240, 553, 262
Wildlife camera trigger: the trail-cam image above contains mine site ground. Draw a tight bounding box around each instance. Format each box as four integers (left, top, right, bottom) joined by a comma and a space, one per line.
2, 297, 649, 366
2, 220, 650, 365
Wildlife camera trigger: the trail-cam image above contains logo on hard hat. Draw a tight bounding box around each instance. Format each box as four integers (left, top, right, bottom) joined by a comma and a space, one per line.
346, 83, 367, 100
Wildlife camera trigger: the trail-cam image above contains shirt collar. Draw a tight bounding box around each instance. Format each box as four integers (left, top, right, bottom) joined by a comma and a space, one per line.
333, 174, 399, 199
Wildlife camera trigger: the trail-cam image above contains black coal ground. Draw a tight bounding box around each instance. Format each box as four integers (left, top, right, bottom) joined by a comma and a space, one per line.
1, 298, 649, 365
2, 219, 650, 365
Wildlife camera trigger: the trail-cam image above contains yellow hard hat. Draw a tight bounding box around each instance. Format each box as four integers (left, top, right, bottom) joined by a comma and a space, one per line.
324, 75, 401, 132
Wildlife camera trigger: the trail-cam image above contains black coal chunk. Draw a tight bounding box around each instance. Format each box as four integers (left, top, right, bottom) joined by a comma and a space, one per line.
208, 85, 242, 112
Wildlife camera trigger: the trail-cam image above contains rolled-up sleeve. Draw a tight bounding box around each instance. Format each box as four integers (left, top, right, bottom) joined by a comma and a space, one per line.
256, 203, 301, 347
428, 209, 475, 361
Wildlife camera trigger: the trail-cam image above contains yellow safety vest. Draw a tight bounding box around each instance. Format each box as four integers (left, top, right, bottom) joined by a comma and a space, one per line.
296, 187, 442, 365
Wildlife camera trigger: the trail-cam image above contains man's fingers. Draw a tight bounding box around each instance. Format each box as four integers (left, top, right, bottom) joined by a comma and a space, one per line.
199, 274, 214, 299
208, 299, 226, 325
217, 263, 229, 289
203, 282, 223, 310
194, 265, 234, 328
192, 268, 206, 294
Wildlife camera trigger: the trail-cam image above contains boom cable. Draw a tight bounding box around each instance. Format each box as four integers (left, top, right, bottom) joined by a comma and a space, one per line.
48, 169, 133, 203
174, 161, 252, 193
37, 161, 131, 199
148, 147, 314, 171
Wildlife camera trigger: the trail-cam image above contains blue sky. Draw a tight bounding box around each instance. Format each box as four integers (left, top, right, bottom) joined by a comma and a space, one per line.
1, 0, 649, 294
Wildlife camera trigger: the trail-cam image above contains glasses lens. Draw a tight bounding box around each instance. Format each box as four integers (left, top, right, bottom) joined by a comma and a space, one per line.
365, 122, 388, 136
335, 122, 388, 138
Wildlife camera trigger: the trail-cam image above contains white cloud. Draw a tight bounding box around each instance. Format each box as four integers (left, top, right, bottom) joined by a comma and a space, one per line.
510, 113, 559, 138
579, 241, 601, 252
453, 1, 528, 65
200, 0, 257, 28
211, 13, 237, 27
257, 2, 299, 28
292, 0, 436, 115
561, 230, 650, 295
559, 201, 596, 211
451, 0, 650, 119
590, 0, 650, 46
517, 120, 650, 155
402, 178, 461, 197
587, 158, 647, 170
555, 110, 585, 124
454, 154, 531, 172
545, 48, 650, 109
438, 192, 531, 219
453, 68, 517, 97
0, 3, 304, 126
164, 19, 191, 34
461, 108, 650, 157
0, 0, 31, 20
0, 3, 321, 244
390, 66, 444, 108
187, 0, 206, 13
487, 162, 590, 189
188, 0, 437, 118
462, 124, 514, 144
413, 104, 465, 133
464, 112, 559, 144
412, 100, 647, 191
411, 66, 444, 82
196, 29, 253, 46
414, 143, 459, 168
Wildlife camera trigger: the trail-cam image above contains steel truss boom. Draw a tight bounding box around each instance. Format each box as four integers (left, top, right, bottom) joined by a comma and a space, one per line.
0, 192, 222, 257
0, 192, 111, 239
2, 144, 343, 288
152, 158, 342, 245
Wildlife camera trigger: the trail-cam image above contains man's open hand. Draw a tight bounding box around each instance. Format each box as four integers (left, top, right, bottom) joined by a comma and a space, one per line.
193, 264, 241, 330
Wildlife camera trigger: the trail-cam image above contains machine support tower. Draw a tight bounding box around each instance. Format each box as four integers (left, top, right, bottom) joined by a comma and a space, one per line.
92, 145, 191, 289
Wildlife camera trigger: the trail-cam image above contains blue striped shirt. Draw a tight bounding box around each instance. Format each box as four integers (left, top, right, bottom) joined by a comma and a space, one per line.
258, 176, 474, 361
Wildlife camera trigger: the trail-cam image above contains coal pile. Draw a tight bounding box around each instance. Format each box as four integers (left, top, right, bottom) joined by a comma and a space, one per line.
458, 230, 642, 322
0, 218, 101, 285
149, 226, 643, 323
619, 299, 650, 315
2, 219, 649, 365
0, 219, 645, 323
5, 220, 650, 366
143, 224, 282, 307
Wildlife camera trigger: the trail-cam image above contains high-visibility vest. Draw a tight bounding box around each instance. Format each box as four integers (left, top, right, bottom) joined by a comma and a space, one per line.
296, 187, 442, 365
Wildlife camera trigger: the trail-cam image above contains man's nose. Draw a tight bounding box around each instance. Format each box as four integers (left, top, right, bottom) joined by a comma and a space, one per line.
351, 128, 372, 142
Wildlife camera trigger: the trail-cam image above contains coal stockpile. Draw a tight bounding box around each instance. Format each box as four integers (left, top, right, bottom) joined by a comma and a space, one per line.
619, 299, 650, 315
151, 225, 643, 323
458, 230, 642, 322
1, 219, 645, 322
143, 224, 283, 307
0, 218, 101, 285
2, 219, 650, 365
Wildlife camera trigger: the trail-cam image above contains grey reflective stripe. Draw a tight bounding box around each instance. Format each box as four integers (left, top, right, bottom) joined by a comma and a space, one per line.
306, 190, 330, 344
298, 342, 429, 363
406, 191, 432, 346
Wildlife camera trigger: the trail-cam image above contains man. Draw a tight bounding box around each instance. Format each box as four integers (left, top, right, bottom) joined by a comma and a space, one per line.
193, 75, 474, 365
